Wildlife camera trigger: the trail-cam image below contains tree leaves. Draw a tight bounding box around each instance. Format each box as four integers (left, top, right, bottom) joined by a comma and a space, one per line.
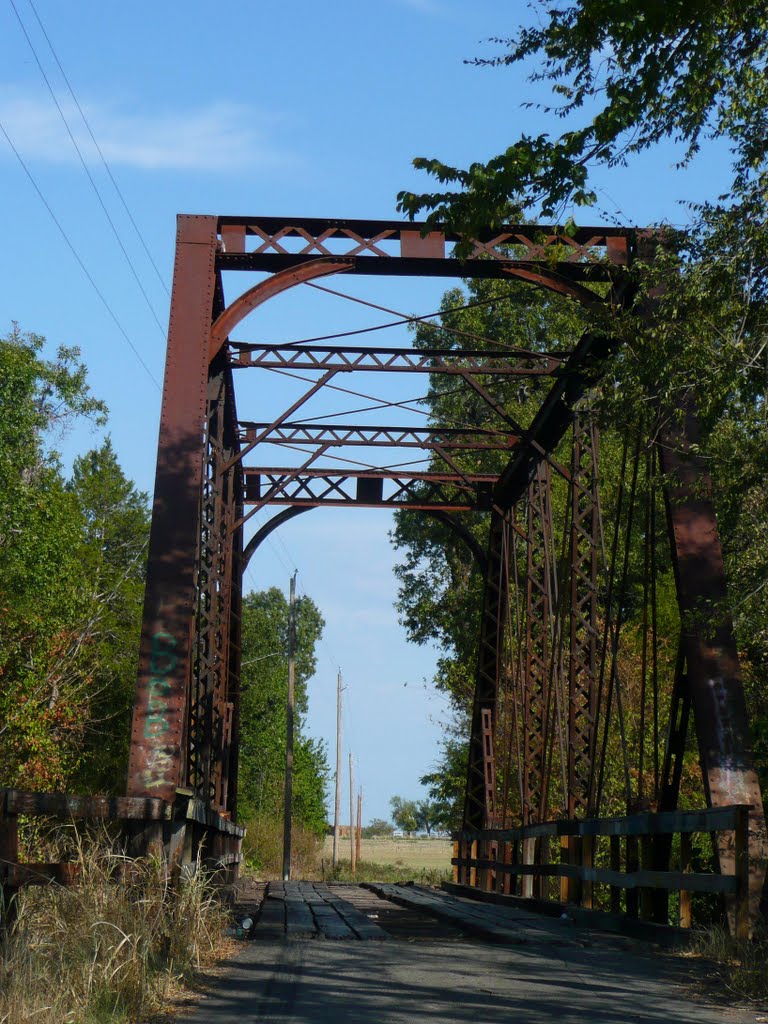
397, 2, 768, 232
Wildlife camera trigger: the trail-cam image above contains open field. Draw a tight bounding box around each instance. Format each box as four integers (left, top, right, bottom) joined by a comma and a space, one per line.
322, 835, 452, 872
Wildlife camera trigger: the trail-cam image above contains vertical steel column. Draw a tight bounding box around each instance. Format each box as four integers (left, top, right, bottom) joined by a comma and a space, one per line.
188, 357, 239, 810
127, 216, 219, 802
463, 511, 505, 830
521, 464, 554, 825
225, 399, 244, 820
567, 417, 600, 816
659, 404, 767, 915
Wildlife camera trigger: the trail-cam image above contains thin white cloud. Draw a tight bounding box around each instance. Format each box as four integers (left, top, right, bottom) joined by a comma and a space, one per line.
392, 0, 445, 14
0, 90, 288, 171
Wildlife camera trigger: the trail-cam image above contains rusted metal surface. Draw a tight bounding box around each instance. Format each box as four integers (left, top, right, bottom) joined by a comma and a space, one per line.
208, 259, 353, 361
229, 343, 562, 375
114, 212, 765, 937
567, 417, 600, 818
464, 512, 506, 829
5, 791, 170, 820
127, 215, 219, 803
658, 404, 767, 914
0, 788, 245, 904
243, 467, 497, 511
523, 466, 559, 826
215, 216, 634, 282
239, 422, 517, 450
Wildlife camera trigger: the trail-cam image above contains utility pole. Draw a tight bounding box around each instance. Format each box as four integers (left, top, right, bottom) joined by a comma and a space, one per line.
356, 788, 362, 865
349, 752, 356, 876
282, 572, 297, 881
332, 670, 342, 870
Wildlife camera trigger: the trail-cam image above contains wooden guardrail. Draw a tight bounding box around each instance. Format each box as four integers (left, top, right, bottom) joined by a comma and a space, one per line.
0, 787, 245, 925
452, 805, 750, 939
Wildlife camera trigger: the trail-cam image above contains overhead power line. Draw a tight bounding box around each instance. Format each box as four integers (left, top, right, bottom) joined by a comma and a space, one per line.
25, 0, 171, 297
306, 281, 543, 352
0, 119, 161, 390
8, 0, 168, 338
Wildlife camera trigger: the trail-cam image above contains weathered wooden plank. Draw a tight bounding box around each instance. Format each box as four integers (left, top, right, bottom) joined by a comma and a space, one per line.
183, 798, 245, 836
284, 897, 316, 938
453, 804, 748, 843
312, 904, 355, 939
255, 893, 286, 940
311, 884, 389, 940
441, 882, 691, 947
364, 883, 567, 946
451, 857, 737, 894
8, 863, 80, 886
4, 790, 171, 822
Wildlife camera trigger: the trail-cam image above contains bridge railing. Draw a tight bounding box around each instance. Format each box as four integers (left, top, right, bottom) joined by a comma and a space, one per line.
0, 787, 244, 926
452, 805, 750, 938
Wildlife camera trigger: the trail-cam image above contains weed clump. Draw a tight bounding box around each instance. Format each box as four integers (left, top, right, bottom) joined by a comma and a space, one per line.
689, 924, 768, 1002
0, 836, 230, 1024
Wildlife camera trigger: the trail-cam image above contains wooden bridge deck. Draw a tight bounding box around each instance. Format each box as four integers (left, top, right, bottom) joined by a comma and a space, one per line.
182, 880, 754, 1023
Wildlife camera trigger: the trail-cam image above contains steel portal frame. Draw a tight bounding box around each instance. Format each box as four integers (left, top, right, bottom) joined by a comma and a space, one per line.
126, 214, 766, 922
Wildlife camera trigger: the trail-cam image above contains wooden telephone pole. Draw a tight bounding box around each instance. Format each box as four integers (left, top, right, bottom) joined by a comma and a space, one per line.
332, 670, 342, 870
282, 572, 297, 881
356, 788, 362, 864
349, 753, 356, 876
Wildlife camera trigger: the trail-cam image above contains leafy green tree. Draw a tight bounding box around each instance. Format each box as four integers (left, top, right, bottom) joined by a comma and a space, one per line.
414, 800, 445, 835
393, 275, 586, 709
397, 2, 768, 234
238, 587, 329, 835
420, 727, 469, 833
362, 818, 393, 838
389, 795, 419, 833
66, 439, 150, 792
394, 7, 768, 809
0, 325, 108, 789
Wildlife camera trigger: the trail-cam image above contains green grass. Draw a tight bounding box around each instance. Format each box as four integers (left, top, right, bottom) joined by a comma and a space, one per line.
323, 857, 452, 886
318, 836, 453, 885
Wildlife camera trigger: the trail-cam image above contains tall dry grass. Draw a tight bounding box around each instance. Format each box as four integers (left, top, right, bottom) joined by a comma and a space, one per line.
690, 924, 768, 1002
241, 813, 323, 879
0, 834, 230, 1024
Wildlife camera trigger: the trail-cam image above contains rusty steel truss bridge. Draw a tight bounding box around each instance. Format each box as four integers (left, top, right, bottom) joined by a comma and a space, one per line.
1, 214, 765, 937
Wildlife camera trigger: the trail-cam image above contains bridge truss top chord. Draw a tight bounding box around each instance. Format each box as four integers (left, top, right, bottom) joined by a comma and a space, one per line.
122, 213, 766, 932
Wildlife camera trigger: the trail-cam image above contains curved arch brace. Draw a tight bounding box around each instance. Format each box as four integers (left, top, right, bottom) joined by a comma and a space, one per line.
209, 258, 353, 363
243, 506, 315, 569
502, 265, 603, 306
242, 505, 486, 574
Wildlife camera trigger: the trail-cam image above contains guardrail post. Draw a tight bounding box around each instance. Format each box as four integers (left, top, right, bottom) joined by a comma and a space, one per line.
478, 838, 488, 891
522, 836, 536, 898
496, 840, 508, 895
610, 835, 621, 913
679, 829, 692, 928
582, 835, 594, 909
560, 835, 570, 902
734, 806, 750, 941
536, 836, 549, 900
168, 792, 191, 878
640, 836, 653, 920
0, 793, 19, 931
469, 837, 478, 888
626, 836, 639, 917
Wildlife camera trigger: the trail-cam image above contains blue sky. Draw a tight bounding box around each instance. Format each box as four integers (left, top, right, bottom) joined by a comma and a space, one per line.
0, 1, 733, 823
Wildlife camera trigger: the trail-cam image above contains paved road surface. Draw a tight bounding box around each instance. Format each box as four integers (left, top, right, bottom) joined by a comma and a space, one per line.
183, 937, 756, 1023
183, 889, 758, 1024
